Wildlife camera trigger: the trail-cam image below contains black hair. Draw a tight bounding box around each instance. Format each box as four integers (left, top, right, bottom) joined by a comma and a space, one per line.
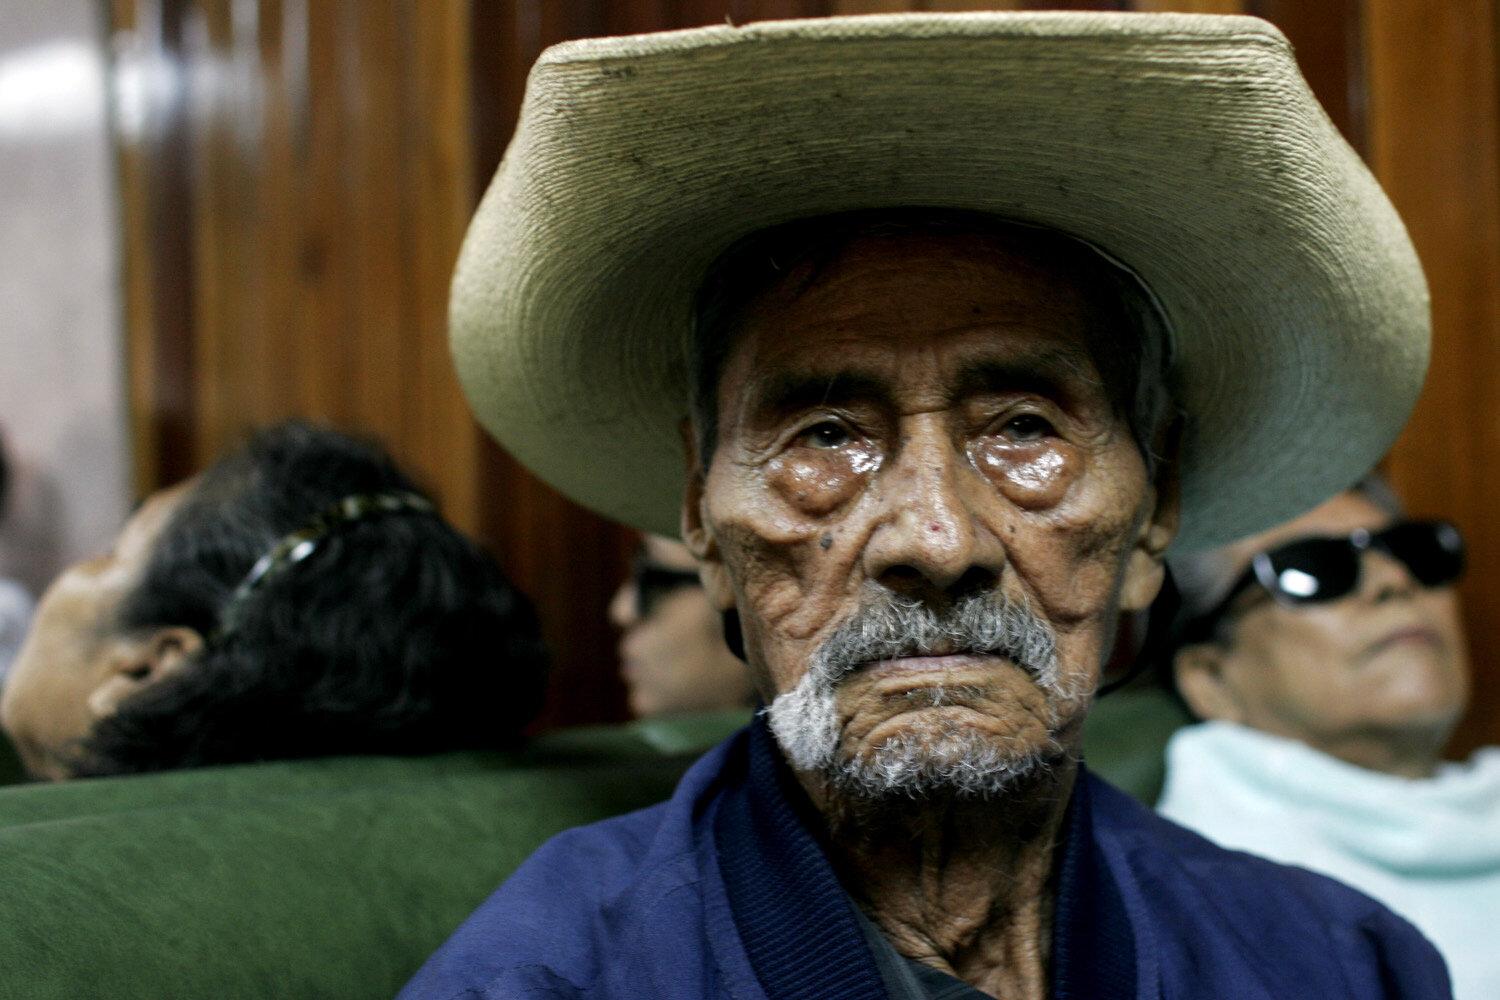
71, 421, 547, 776
689, 208, 1176, 478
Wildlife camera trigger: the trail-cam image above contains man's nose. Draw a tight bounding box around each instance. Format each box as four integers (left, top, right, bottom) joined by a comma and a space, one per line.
860, 418, 1007, 595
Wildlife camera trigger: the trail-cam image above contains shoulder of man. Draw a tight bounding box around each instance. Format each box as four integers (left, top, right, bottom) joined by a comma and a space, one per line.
397, 731, 761, 1000
1086, 774, 1453, 999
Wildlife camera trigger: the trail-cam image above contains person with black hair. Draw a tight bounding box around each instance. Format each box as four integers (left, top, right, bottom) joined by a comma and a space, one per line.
0, 421, 546, 780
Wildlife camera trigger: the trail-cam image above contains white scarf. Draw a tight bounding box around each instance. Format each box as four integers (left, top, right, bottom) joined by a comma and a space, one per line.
1159, 721, 1500, 1000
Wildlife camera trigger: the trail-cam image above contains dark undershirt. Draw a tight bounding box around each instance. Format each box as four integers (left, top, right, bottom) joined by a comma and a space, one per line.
853, 906, 994, 1000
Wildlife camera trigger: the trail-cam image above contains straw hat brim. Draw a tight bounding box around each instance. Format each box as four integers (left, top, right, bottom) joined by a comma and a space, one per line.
451, 11, 1428, 552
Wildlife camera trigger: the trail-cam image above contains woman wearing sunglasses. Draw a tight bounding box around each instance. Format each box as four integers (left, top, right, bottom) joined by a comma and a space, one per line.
608, 534, 756, 719
1157, 475, 1499, 1000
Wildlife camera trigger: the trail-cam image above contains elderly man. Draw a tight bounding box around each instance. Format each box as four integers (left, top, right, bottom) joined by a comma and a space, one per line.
403, 12, 1447, 1000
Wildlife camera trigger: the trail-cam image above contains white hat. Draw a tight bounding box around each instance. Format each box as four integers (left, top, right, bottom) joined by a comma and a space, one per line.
450, 11, 1428, 551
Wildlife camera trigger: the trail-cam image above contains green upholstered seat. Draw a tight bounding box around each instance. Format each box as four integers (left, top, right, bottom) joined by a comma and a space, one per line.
1081, 685, 1195, 806
0, 696, 1185, 999
526, 707, 755, 760
0, 744, 695, 1000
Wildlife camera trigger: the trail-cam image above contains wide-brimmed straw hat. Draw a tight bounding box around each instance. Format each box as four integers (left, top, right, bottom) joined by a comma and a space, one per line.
450, 11, 1428, 552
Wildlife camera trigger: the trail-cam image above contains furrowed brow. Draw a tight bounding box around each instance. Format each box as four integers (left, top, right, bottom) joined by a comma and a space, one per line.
952, 348, 1103, 403
750, 370, 892, 417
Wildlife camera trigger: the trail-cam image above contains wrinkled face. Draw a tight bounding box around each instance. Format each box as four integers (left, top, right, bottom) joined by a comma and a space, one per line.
609, 535, 755, 718
1205, 492, 1469, 756
685, 233, 1174, 799
0, 482, 189, 779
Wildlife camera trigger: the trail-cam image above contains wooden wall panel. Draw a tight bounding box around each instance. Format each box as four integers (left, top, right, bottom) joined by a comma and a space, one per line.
1250, 0, 1366, 152
115, 0, 201, 489
465, 0, 630, 730
1134, 0, 1242, 11
118, 0, 480, 519
298, 3, 353, 433
829, 1, 1025, 13
1366, 0, 1500, 756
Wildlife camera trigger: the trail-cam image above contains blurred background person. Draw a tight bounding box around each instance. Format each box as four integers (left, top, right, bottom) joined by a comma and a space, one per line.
0, 429, 36, 692
608, 534, 755, 719
0, 421, 547, 780
1157, 474, 1498, 1000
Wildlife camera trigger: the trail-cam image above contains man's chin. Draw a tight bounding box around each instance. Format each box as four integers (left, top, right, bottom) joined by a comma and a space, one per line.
768, 684, 1065, 803
829, 718, 1065, 801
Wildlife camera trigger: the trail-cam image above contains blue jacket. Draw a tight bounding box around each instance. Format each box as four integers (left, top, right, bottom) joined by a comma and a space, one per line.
401, 720, 1451, 999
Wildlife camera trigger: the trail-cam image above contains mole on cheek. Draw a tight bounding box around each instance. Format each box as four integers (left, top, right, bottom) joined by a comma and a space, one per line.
974, 445, 1074, 509
768, 457, 857, 516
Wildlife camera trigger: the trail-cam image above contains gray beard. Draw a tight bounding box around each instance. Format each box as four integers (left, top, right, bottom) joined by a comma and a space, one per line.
765, 591, 1077, 801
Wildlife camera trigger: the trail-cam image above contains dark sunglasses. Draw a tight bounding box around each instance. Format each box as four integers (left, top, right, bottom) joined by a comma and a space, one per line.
629, 555, 702, 619
1214, 520, 1464, 617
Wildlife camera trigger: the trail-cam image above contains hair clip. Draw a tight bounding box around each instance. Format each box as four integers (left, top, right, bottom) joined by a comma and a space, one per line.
214, 491, 434, 641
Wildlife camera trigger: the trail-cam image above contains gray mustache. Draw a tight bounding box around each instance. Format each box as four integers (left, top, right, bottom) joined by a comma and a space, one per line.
810, 591, 1059, 687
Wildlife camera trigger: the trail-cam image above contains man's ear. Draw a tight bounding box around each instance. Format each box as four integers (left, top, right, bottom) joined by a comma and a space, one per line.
679, 418, 736, 613
1173, 643, 1244, 723
1118, 454, 1182, 613
86, 626, 204, 720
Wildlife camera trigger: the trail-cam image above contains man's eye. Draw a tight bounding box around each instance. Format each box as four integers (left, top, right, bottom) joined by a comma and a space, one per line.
1002, 414, 1054, 441
798, 421, 852, 449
